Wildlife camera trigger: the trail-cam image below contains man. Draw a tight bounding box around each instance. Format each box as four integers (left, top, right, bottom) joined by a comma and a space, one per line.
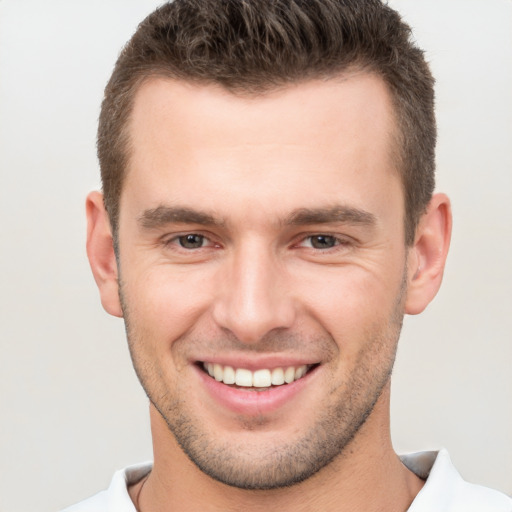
65, 0, 512, 510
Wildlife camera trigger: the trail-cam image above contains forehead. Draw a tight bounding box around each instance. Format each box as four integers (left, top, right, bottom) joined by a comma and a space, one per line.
128, 72, 397, 153
122, 74, 402, 223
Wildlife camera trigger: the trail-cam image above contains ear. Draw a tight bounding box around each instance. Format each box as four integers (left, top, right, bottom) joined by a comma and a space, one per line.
405, 193, 452, 315
86, 191, 123, 318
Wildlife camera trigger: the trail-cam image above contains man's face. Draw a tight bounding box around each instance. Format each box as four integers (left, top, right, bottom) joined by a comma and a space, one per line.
116, 74, 409, 489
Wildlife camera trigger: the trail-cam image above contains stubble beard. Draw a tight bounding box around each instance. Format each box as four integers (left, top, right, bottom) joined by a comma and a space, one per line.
119, 275, 406, 491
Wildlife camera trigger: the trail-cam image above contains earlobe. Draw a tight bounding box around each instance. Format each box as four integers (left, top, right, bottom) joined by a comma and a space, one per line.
405, 193, 452, 315
86, 191, 123, 318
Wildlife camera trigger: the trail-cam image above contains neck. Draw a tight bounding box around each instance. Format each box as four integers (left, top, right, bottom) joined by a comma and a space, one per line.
133, 387, 423, 512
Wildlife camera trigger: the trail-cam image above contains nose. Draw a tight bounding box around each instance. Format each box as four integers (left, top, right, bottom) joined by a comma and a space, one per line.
212, 241, 296, 344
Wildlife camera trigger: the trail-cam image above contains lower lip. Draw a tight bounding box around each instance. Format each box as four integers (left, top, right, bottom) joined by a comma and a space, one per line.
194, 365, 318, 416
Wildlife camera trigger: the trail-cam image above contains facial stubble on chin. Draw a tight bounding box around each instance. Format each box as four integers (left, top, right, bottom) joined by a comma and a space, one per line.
118, 271, 406, 491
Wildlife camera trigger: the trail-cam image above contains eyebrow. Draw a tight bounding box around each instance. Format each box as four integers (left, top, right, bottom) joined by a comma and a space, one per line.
284, 206, 377, 227
138, 206, 223, 229
138, 204, 377, 230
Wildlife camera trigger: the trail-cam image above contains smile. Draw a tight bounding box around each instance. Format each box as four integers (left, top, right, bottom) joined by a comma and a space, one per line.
201, 362, 315, 389
196, 360, 321, 415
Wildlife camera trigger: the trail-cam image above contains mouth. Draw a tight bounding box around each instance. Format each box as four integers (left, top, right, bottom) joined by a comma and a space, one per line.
199, 361, 319, 391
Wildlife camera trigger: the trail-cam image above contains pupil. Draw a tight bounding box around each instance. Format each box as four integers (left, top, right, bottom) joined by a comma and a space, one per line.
179, 234, 203, 248
312, 235, 335, 249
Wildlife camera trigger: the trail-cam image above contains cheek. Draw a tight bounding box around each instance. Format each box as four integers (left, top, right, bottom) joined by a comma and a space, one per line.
123, 264, 218, 344
297, 264, 404, 347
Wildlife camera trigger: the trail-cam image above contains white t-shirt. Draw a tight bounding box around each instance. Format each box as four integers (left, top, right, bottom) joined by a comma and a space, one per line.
62, 449, 512, 511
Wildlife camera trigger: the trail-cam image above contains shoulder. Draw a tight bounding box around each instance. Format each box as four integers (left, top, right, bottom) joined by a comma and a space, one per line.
59, 462, 152, 512
60, 490, 109, 512
403, 449, 512, 512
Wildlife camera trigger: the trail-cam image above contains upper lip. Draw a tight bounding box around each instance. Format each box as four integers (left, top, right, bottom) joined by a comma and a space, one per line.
192, 355, 320, 371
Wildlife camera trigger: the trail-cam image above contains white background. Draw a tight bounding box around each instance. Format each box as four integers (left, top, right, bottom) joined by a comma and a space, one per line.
0, 1, 510, 510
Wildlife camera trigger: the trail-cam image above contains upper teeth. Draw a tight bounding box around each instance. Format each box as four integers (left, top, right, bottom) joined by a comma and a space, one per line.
203, 363, 309, 387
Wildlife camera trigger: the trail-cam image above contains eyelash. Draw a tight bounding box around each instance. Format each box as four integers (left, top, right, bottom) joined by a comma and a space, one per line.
162, 233, 352, 252
297, 234, 350, 250
163, 233, 217, 250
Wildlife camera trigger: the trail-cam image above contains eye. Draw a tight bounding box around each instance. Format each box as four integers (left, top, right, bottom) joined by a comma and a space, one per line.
305, 235, 339, 249
177, 234, 207, 249
162, 232, 221, 254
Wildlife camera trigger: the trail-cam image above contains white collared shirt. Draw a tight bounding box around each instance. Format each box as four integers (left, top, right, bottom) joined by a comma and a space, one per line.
62, 449, 512, 511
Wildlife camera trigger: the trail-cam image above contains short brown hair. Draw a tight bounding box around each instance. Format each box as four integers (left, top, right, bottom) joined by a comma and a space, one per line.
98, 0, 436, 245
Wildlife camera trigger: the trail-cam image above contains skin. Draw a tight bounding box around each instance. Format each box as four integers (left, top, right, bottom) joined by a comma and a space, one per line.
87, 73, 451, 511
